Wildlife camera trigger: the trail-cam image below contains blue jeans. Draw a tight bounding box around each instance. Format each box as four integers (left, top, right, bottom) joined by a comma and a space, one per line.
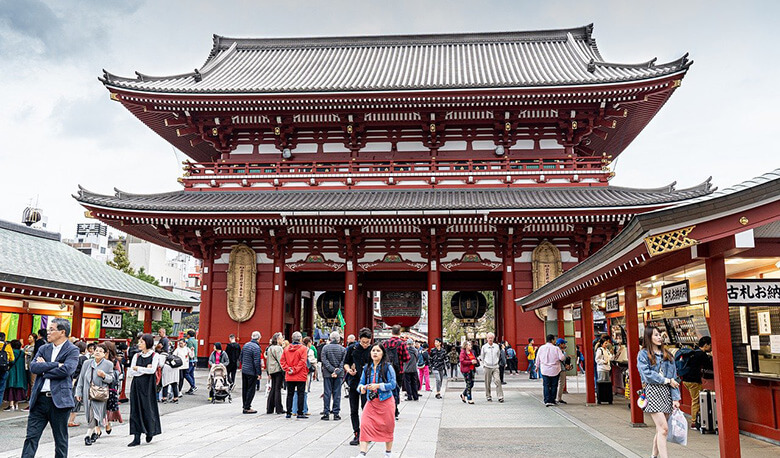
292, 390, 308, 415
542, 374, 560, 404
322, 376, 343, 415
187, 361, 196, 386
0, 371, 8, 404
528, 359, 536, 379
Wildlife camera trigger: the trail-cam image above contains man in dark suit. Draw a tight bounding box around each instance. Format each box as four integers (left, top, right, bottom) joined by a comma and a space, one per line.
22, 318, 80, 458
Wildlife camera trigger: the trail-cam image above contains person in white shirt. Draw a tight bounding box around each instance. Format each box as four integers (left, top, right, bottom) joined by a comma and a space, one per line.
479, 333, 504, 402
535, 334, 565, 407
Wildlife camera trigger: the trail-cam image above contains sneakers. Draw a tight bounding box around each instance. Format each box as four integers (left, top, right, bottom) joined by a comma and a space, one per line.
435, 393, 442, 399
545, 403, 554, 407
487, 398, 493, 402
557, 400, 567, 405
243, 409, 257, 414
321, 414, 330, 420
498, 398, 504, 403
333, 414, 342, 421
460, 394, 466, 403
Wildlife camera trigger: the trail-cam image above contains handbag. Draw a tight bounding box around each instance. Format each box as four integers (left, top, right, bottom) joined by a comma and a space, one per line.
88, 364, 109, 402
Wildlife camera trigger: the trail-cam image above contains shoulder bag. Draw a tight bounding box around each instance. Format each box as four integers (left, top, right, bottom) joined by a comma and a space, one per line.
89, 363, 109, 402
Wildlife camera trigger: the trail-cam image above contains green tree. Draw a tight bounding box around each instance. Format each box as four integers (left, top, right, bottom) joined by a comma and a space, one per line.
105, 241, 172, 338
442, 291, 495, 343
107, 240, 134, 274
136, 267, 159, 286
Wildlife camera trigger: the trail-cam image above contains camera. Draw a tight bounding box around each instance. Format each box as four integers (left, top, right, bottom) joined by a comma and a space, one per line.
368, 390, 378, 401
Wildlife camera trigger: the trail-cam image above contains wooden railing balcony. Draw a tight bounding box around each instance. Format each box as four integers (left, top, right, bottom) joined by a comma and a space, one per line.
179, 157, 611, 190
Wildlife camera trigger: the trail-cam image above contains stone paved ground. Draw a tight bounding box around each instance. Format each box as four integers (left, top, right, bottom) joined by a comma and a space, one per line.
1, 370, 778, 457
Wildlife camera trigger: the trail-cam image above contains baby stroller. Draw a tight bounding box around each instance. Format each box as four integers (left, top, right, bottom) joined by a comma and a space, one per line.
208, 363, 232, 403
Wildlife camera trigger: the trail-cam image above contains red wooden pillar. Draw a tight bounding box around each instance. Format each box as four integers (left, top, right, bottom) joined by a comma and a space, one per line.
271, 254, 285, 335
427, 268, 442, 349
344, 269, 358, 338
624, 283, 644, 426
303, 293, 314, 338
292, 289, 302, 333
143, 309, 153, 333
582, 299, 596, 405
356, 288, 367, 335
706, 255, 740, 458
20, 301, 33, 341
199, 253, 214, 359
502, 258, 517, 349
71, 299, 84, 339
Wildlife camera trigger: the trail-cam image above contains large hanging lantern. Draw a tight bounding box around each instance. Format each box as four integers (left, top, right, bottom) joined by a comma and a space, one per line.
316, 292, 344, 321
380, 291, 422, 328
451, 291, 488, 323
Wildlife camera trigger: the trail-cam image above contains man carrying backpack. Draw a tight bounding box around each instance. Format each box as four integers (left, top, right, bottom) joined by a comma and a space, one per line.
0, 332, 16, 407
381, 325, 409, 420
680, 336, 713, 429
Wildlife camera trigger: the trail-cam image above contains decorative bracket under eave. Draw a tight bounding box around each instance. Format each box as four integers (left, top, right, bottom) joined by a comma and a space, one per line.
644, 225, 698, 257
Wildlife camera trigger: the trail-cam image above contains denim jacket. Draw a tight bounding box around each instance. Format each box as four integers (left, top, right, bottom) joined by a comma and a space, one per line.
358, 362, 397, 402
637, 349, 681, 401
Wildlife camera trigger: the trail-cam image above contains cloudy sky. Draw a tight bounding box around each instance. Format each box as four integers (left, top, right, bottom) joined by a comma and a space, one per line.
0, 0, 778, 239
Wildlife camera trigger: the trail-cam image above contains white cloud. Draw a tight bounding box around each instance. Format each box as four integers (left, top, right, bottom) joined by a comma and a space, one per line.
1, 0, 778, 238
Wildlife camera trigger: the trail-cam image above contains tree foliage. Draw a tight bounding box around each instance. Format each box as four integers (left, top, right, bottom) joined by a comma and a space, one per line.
442, 290, 495, 343
105, 240, 171, 338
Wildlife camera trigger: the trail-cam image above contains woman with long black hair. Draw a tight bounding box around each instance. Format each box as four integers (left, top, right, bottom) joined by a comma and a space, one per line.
356, 343, 397, 458
127, 334, 162, 447
637, 325, 681, 458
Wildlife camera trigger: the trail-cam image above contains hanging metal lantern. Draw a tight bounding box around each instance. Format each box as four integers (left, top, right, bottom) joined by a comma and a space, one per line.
380, 291, 422, 328
451, 291, 487, 323
316, 291, 344, 321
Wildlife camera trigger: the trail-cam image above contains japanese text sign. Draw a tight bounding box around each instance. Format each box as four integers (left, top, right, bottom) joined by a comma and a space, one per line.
662, 280, 690, 308
101, 311, 123, 329
727, 279, 780, 305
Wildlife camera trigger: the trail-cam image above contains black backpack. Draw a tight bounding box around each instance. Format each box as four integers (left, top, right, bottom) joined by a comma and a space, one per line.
383, 341, 401, 376
0, 343, 9, 374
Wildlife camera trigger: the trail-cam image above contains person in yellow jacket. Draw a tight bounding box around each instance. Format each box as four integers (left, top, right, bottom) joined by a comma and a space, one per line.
0, 332, 16, 408
525, 338, 537, 380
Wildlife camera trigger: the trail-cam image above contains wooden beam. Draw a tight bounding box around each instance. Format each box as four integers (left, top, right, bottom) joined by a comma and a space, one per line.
581, 299, 596, 405
624, 283, 644, 426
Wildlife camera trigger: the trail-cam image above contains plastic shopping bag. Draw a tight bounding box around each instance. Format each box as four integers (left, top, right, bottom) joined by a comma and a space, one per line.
667, 409, 688, 446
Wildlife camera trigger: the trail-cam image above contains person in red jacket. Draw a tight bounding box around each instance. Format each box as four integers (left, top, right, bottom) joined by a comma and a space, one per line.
459, 341, 477, 404
280, 331, 309, 419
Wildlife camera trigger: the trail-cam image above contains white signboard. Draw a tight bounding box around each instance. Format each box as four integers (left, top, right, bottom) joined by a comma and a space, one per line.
662, 280, 690, 308
727, 279, 780, 305
750, 335, 761, 350
605, 295, 620, 313
572, 308, 582, 320
771, 335, 780, 354
757, 311, 772, 335
101, 311, 123, 330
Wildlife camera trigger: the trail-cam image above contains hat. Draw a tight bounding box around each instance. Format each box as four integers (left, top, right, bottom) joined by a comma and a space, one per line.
556, 338, 567, 345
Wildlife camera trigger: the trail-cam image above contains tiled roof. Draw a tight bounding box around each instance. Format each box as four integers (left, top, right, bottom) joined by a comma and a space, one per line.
0, 220, 196, 309
516, 168, 780, 309
101, 25, 690, 94
75, 181, 713, 214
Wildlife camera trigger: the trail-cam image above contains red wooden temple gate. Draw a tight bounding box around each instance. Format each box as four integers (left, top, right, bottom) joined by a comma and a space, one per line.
77, 25, 701, 362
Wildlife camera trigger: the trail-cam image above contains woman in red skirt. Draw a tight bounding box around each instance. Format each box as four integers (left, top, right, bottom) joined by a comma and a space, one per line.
357, 343, 398, 458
